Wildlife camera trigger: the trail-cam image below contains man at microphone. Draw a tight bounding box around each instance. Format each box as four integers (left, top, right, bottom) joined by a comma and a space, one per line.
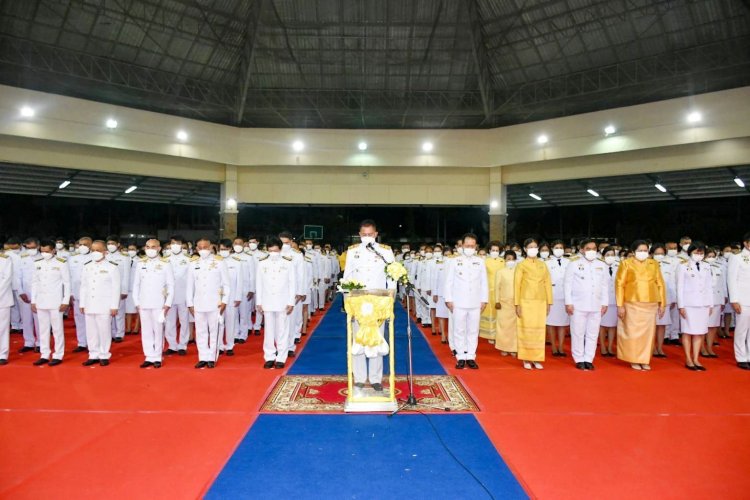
342, 219, 395, 391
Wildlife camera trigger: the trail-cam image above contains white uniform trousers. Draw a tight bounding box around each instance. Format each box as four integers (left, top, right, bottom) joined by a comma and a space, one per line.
194, 310, 220, 362
570, 309, 601, 363
72, 298, 87, 347
10, 295, 21, 329
667, 306, 681, 339
237, 297, 251, 340
165, 304, 190, 350
317, 282, 326, 310
734, 305, 750, 363
18, 296, 39, 347
85, 313, 112, 360
287, 302, 303, 352
448, 308, 456, 352
37, 309, 65, 360
421, 293, 432, 325
311, 286, 319, 310
221, 302, 238, 351
252, 301, 263, 330
263, 311, 290, 362
352, 321, 383, 384
111, 299, 126, 339
139, 308, 164, 362
0, 307, 10, 360
452, 307, 480, 361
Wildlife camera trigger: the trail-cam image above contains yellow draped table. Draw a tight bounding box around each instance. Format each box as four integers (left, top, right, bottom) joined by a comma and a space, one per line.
344, 289, 397, 412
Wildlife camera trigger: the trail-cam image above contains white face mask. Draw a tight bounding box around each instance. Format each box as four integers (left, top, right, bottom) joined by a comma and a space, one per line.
419, 250, 426, 256
198, 249, 211, 258
145, 249, 159, 258
128, 250, 137, 257
489, 251, 500, 258
314, 247, 321, 252
691, 254, 704, 263
404, 255, 411, 260
667, 249, 678, 257
91, 251, 104, 262
68, 247, 74, 253
653, 254, 665, 262
361, 236, 375, 245
527, 248, 539, 258
705, 257, 716, 263
425, 252, 433, 259
584, 250, 597, 261
506, 261, 517, 269
305, 244, 313, 250
107, 244, 118, 253
26, 248, 38, 256
635, 251, 649, 261
219, 250, 231, 258
681, 244, 690, 252
723, 252, 732, 258
55, 243, 64, 250
282, 243, 291, 251
463, 248, 476, 257
78, 245, 90, 255
41, 252, 54, 260
248, 243, 258, 251
604, 256, 616, 265
269, 251, 281, 259
401, 248, 409, 254
539, 250, 549, 259
171, 244, 182, 255
233, 245, 244, 253
553, 248, 564, 258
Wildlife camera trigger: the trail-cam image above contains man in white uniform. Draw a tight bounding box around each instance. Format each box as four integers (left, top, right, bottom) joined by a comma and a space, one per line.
342, 219, 395, 391
186, 238, 229, 369
132, 239, 174, 368
256, 237, 297, 368
31, 240, 70, 366
105, 235, 130, 343
217, 239, 244, 356
165, 235, 191, 356
79, 241, 121, 366
17, 237, 41, 353
444, 233, 488, 369
68, 237, 93, 352
728, 232, 750, 370
231, 237, 255, 343
563, 239, 610, 371
279, 232, 305, 358
0, 244, 20, 364
246, 235, 265, 335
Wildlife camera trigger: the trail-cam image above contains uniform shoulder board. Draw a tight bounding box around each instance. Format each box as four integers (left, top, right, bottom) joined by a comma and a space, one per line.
259, 255, 269, 262
190, 255, 200, 262
283, 255, 292, 261
214, 255, 223, 261
21, 254, 29, 258
380, 244, 391, 249
109, 260, 118, 266
0, 252, 7, 259
348, 244, 359, 249
56, 257, 67, 263
677, 256, 688, 263
160, 256, 170, 263
232, 256, 242, 261
34, 257, 43, 262
305, 256, 312, 262
569, 255, 580, 262
139, 256, 148, 262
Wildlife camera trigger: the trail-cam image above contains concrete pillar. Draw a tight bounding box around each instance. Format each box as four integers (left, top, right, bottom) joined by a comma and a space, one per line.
488, 166, 507, 243
220, 165, 239, 240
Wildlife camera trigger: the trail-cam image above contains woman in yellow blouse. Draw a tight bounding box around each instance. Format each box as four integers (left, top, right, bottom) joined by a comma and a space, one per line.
479, 241, 505, 343
514, 238, 553, 370
495, 250, 518, 356
615, 240, 667, 371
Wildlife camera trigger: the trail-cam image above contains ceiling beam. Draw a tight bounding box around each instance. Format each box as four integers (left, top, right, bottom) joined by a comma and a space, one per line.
235, 0, 264, 125
466, 0, 494, 124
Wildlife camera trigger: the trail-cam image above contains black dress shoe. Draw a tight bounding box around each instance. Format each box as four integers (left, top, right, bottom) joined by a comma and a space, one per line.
235, 338, 246, 344
576, 362, 586, 370
207, 361, 216, 368
294, 338, 301, 344
140, 361, 153, 368
585, 362, 595, 370
685, 364, 698, 371
0, 359, 7, 365
466, 360, 479, 369
73, 346, 88, 353
33, 358, 49, 366
372, 383, 383, 391
452, 349, 457, 356
708, 353, 718, 358
254, 330, 261, 336
354, 382, 365, 388
455, 360, 466, 369
225, 349, 235, 356
274, 361, 285, 369
34, 347, 40, 353
263, 360, 275, 369
82, 359, 99, 366
559, 352, 567, 357
99, 359, 110, 366
218, 350, 225, 356
288, 350, 295, 358
694, 365, 706, 371
153, 362, 162, 369
738, 362, 750, 370
301, 332, 307, 336
441, 340, 448, 344
195, 361, 208, 369
113, 338, 123, 343
164, 349, 177, 356
178, 349, 187, 356
49, 359, 62, 367
18, 346, 34, 353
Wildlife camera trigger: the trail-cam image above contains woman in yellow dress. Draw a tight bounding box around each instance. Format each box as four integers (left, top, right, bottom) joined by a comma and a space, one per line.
479, 241, 505, 343
615, 240, 667, 371
514, 238, 553, 370
495, 250, 518, 356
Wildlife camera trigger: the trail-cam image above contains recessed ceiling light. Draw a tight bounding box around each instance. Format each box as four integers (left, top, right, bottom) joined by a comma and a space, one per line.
687, 111, 702, 124
58, 180, 71, 189
124, 185, 138, 194
604, 125, 616, 136
537, 134, 548, 145
422, 141, 434, 152
587, 188, 600, 197
358, 142, 368, 151
105, 118, 118, 129
292, 140, 305, 152
176, 130, 188, 141
529, 193, 542, 201
735, 177, 745, 188
20, 106, 35, 118
654, 183, 667, 193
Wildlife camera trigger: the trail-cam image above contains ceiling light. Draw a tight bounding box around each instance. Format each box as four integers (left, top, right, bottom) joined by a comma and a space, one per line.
292, 140, 304, 152
687, 111, 702, 124
587, 189, 599, 197
537, 134, 548, 145
735, 177, 745, 188
604, 125, 616, 136
58, 180, 71, 189
358, 142, 368, 151
176, 130, 188, 141
654, 183, 667, 193
20, 106, 35, 118
125, 185, 138, 194
226, 198, 237, 210
529, 193, 542, 201
490, 200, 499, 209
105, 118, 118, 129
422, 141, 434, 152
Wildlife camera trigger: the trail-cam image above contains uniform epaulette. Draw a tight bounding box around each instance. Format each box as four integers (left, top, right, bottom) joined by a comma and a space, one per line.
190, 255, 200, 262
160, 256, 170, 263
283, 256, 292, 261
34, 257, 43, 262
214, 255, 223, 261
677, 256, 688, 263
305, 256, 312, 262
139, 256, 148, 262
259, 255, 269, 261
232, 256, 242, 261
109, 260, 118, 266
0, 252, 7, 259
20, 254, 30, 258
380, 244, 391, 249
56, 257, 67, 263
349, 244, 359, 249
569, 255, 580, 262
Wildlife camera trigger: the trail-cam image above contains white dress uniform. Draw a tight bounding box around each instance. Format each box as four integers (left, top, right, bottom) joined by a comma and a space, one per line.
656, 257, 676, 327
563, 255, 609, 364
421, 257, 436, 320
431, 257, 450, 318
676, 259, 713, 335
708, 259, 727, 327
443, 253, 488, 362
132, 256, 175, 362
317, 251, 331, 311
248, 248, 267, 332
282, 247, 305, 353
546, 256, 570, 326
256, 254, 297, 364
166, 249, 192, 351
342, 241, 395, 384
17, 252, 40, 348
185, 254, 230, 363
79, 259, 121, 361
665, 255, 688, 339
727, 249, 750, 362
0, 251, 20, 361
31, 256, 70, 360
305, 252, 318, 309
68, 251, 92, 347
125, 257, 138, 314
8, 250, 22, 330
601, 260, 619, 328
232, 250, 255, 341
107, 250, 131, 339
220, 254, 244, 353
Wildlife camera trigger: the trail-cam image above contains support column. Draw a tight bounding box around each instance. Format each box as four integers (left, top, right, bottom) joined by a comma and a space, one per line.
488, 166, 507, 243
220, 165, 239, 240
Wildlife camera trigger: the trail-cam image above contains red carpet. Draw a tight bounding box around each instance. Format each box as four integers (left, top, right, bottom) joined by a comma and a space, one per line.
413, 319, 750, 499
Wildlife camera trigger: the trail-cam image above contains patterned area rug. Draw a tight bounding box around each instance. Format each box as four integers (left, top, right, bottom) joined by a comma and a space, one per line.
261, 375, 479, 413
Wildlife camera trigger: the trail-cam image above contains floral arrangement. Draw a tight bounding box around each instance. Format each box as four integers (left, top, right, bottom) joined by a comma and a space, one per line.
338, 279, 366, 292
385, 261, 410, 286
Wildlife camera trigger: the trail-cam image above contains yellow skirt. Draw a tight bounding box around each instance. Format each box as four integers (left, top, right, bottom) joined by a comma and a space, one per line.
479, 289, 497, 339
617, 302, 658, 364
495, 298, 518, 353
516, 299, 546, 362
